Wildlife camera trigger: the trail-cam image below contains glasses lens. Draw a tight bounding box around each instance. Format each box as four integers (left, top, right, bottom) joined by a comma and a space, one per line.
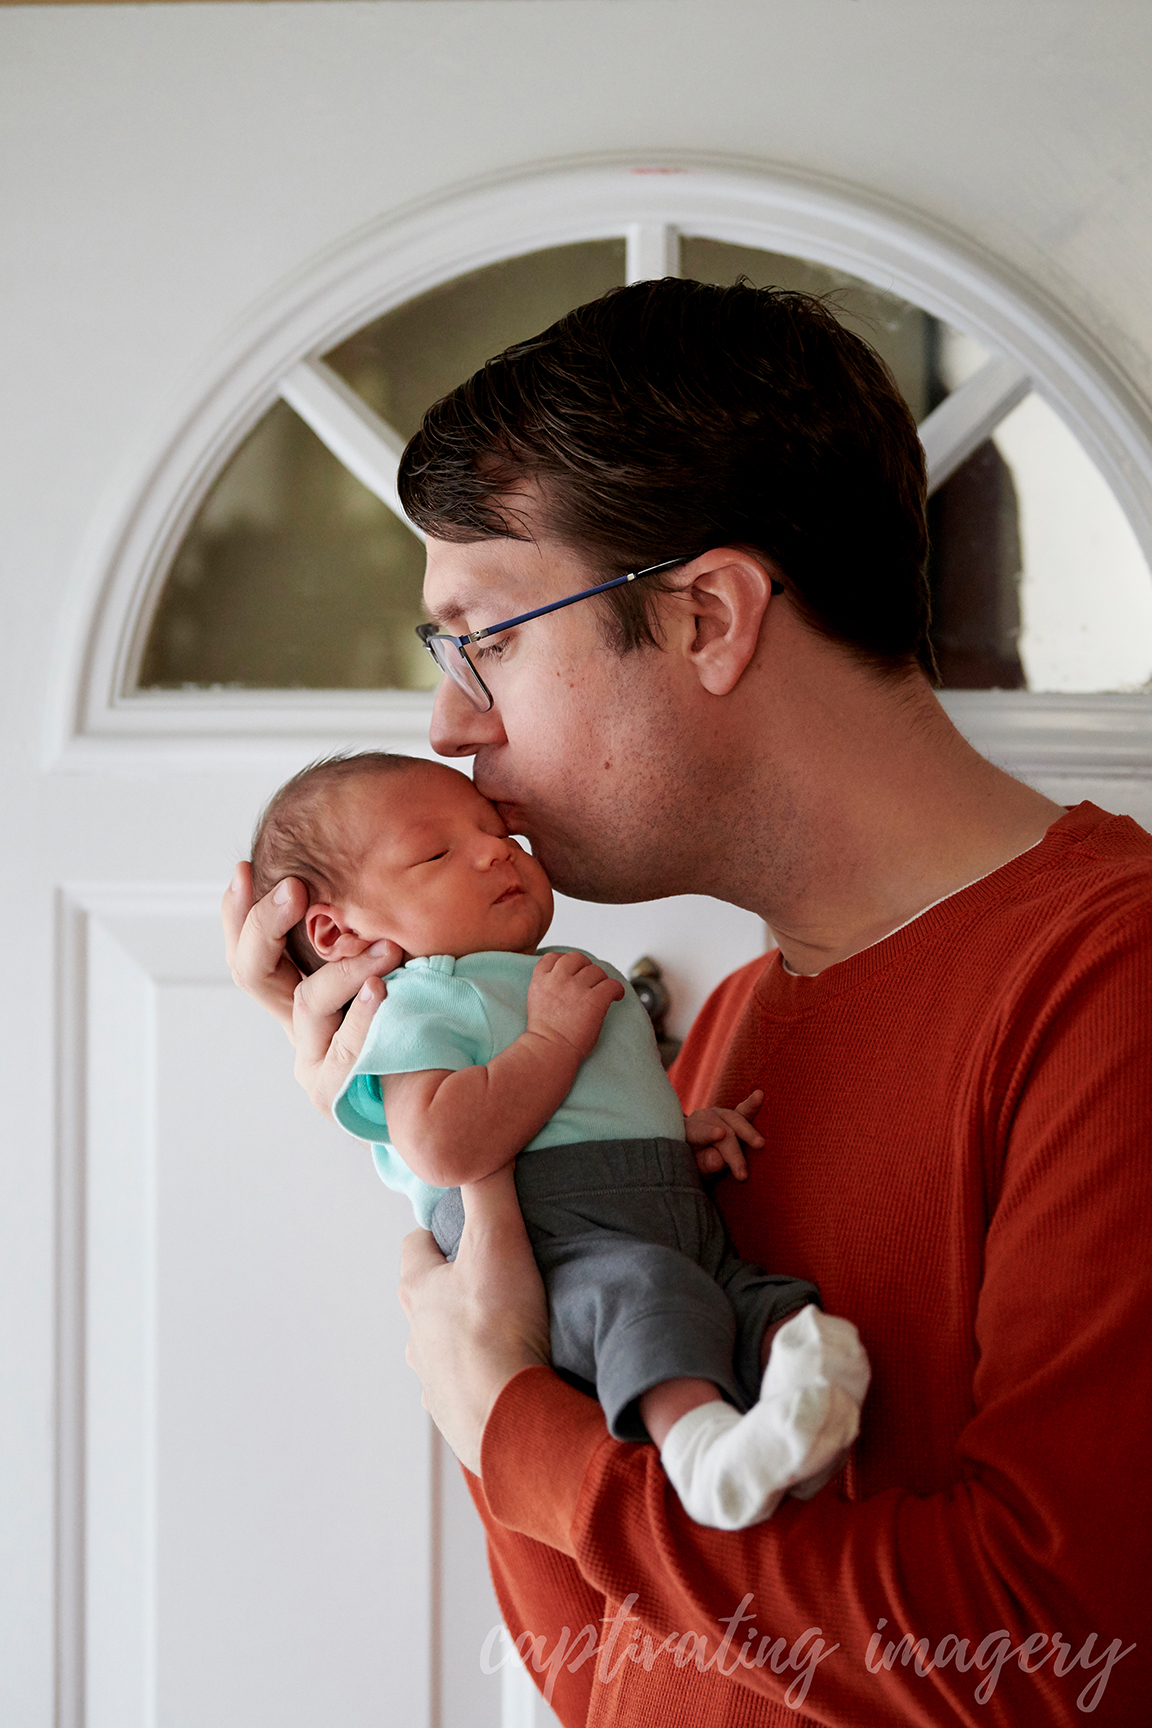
424, 635, 492, 712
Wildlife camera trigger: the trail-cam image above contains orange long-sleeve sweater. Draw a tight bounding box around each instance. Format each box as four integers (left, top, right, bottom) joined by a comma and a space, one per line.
467, 803, 1152, 1727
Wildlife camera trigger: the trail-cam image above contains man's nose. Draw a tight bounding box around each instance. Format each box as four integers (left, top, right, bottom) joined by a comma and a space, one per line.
428, 676, 507, 758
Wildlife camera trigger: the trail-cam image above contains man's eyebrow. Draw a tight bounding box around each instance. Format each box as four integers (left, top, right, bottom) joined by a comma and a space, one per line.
426, 590, 509, 630
425, 594, 477, 629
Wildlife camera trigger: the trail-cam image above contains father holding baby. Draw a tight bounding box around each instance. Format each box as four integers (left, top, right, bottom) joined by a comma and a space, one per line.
225, 282, 1150, 1724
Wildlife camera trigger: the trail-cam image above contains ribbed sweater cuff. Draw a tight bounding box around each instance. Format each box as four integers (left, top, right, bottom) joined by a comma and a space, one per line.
480, 1366, 608, 1557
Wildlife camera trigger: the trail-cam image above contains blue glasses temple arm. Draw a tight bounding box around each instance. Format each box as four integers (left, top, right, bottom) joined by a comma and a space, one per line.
421, 558, 784, 648
463, 558, 689, 644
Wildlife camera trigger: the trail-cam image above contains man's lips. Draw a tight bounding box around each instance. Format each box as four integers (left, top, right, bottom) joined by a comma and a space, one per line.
472, 776, 528, 835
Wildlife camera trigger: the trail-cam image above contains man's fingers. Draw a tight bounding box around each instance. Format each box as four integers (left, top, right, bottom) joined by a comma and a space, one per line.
228, 871, 308, 1029
457, 1163, 529, 1254
734, 1089, 765, 1119
399, 1226, 449, 1315
221, 862, 255, 967
294, 949, 395, 1026
319, 976, 385, 1090
235, 872, 308, 962
332, 973, 387, 1057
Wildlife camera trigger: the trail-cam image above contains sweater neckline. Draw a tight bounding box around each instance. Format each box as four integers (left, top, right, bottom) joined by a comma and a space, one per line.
757, 801, 1112, 1007
779, 838, 1045, 976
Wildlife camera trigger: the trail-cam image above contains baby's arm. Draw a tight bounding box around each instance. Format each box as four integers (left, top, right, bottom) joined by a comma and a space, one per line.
381, 951, 625, 1188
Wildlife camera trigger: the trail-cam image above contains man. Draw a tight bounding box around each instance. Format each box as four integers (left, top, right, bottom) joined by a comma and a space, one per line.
225, 282, 1150, 1724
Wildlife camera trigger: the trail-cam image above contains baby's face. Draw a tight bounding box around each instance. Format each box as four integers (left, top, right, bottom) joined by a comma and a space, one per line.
324, 763, 554, 961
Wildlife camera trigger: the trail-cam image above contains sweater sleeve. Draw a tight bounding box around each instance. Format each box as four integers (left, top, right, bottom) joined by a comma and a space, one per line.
462, 1455, 607, 1728
478, 912, 1151, 1725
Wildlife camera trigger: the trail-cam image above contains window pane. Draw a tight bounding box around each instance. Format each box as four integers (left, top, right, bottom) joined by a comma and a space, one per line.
137, 241, 626, 691
680, 235, 978, 421
681, 238, 1152, 691
325, 240, 627, 439
137, 403, 434, 691
138, 233, 1151, 696
994, 393, 1152, 692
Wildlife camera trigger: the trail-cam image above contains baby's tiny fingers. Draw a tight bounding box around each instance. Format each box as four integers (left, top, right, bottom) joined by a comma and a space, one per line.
684, 1115, 724, 1145
722, 1141, 750, 1180
713, 1107, 764, 1147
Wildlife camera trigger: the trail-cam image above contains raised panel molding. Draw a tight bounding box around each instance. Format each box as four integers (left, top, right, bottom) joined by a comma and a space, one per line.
56, 887, 436, 1728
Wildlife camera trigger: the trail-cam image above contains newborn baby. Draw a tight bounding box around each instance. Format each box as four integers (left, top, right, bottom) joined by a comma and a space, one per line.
251, 750, 870, 1529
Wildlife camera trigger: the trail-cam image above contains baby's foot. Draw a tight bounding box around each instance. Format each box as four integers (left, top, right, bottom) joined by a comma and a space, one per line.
659, 1305, 870, 1530
764, 1305, 871, 1501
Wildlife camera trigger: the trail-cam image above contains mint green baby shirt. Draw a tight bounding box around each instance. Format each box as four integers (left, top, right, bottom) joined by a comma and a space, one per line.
332, 948, 685, 1227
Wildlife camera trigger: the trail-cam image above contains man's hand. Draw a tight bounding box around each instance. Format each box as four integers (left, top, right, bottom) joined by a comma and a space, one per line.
222, 862, 401, 1117
398, 1165, 550, 1475
526, 950, 625, 1061
685, 1088, 765, 1180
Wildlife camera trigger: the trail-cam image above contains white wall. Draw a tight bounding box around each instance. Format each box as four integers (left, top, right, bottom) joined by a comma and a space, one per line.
4, 4, 1152, 1722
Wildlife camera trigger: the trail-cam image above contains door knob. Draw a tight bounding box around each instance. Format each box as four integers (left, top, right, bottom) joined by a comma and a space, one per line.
628, 956, 682, 1070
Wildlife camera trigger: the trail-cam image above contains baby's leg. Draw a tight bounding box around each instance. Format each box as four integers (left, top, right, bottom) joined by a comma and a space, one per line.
656, 1306, 871, 1530
640, 1377, 727, 1449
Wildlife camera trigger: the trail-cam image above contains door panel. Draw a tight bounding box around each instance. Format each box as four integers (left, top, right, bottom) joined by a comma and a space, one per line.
72, 884, 748, 1726
79, 895, 431, 1728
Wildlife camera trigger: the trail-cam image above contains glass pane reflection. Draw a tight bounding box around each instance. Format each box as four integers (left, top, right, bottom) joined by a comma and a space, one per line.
138, 403, 434, 690
680, 235, 980, 422
684, 238, 1152, 691
139, 241, 626, 690
325, 240, 627, 440
138, 232, 1151, 695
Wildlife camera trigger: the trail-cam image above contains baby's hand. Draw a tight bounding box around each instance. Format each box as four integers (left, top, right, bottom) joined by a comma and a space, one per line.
527, 951, 626, 1062
685, 1090, 765, 1181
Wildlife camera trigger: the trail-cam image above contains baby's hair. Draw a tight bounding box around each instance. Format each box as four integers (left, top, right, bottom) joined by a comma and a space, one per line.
250, 751, 421, 974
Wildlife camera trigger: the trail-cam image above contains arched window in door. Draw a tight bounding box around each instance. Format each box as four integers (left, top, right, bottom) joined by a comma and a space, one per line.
136, 227, 1152, 701
64, 169, 1152, 771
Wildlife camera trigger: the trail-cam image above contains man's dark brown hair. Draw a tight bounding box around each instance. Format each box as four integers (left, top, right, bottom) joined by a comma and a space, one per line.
398, 277, 932, 674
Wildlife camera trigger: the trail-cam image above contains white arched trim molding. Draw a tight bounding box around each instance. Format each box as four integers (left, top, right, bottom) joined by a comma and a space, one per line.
48, 160, 1152, 776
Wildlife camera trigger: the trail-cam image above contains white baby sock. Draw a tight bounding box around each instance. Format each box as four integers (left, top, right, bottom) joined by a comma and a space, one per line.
659, 1305, 870, 1531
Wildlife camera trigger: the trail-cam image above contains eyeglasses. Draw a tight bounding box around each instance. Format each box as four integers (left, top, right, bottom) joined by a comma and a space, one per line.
415, 556, 692, 713
416, 557, 787, 713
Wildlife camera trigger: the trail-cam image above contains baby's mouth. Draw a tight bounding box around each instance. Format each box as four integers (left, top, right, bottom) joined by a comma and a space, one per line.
493, 883, 525, 905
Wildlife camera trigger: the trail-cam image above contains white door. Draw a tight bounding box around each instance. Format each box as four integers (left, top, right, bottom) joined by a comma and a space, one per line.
5, 11, 1152, 1728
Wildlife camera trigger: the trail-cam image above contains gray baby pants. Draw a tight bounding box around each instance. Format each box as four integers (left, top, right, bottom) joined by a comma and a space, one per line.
430, 1136, 819, 1442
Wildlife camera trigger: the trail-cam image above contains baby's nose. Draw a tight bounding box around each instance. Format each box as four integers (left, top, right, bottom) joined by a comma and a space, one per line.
478, 835, 514, 865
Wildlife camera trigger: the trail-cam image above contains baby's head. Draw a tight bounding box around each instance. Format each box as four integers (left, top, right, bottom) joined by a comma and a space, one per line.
251, 752, 554, 973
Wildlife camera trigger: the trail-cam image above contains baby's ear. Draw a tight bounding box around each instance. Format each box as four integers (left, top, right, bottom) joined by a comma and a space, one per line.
304, 904, 373, 962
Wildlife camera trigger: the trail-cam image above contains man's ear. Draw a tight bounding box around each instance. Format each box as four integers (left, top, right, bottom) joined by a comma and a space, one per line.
678, 550, 779, 696
304, 904, 374, 962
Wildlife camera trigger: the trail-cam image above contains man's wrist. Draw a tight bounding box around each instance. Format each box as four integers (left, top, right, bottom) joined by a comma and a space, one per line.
479, 1365, 607, 1555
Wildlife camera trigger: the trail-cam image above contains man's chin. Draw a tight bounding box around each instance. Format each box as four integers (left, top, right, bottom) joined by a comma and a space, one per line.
536, 847, 661, 907
476, 786, 661, 902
